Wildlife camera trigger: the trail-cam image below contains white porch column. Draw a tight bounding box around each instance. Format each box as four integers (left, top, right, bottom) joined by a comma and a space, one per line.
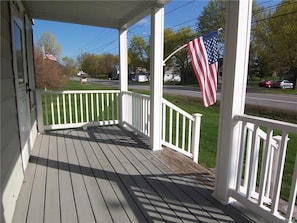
119, 27, 128, 126
150, 6, 164, 151
213, 0, 252, 204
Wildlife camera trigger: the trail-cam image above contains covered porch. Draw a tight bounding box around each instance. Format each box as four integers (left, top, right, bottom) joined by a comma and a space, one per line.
13, 125, 259, 223
3, 0, 297, 222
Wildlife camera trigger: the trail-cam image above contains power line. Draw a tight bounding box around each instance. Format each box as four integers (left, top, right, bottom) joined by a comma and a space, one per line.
72, 0, 296, 58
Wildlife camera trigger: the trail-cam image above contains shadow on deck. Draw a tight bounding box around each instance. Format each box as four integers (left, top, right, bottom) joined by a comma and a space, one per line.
13, 125, 262, 223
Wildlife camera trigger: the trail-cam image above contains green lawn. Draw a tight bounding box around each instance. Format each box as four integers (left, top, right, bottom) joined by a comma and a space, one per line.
62, 80, 297, 200
63, 80, 119, 90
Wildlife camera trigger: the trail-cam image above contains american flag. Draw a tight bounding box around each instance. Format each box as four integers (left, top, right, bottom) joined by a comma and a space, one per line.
187, 31, 218, 107
45, 52, 57, 61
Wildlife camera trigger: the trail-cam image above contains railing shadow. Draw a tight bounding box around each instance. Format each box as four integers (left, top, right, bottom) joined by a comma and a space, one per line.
47, 125, 150, 149
29, 126, 255, 223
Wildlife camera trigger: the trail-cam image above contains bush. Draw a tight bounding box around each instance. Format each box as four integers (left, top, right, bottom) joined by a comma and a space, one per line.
34, 51, 66, 90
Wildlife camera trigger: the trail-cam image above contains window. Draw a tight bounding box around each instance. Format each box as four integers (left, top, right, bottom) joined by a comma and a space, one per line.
13, 20, 25, 84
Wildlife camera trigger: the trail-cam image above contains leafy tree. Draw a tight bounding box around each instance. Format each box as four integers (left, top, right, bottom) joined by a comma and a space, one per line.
36, 32, 62, 58
81, 53, 117, 78
266, 1, 297, 88
61, 56, 77, 76
129, 36, 149, 69
81, 53, 101, 77
101, 53, 115, 76
196, 0, 225, 36
248, 1, 277, 81
196, 0, 225, 57
164, 27, 196, 83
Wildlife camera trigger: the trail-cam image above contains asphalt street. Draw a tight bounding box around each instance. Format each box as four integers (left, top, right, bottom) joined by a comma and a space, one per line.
83, 78, 297, 113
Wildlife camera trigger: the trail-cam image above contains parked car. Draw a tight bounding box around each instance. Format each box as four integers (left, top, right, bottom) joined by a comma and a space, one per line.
259, 80, 274, 88
272, 80, 294, 89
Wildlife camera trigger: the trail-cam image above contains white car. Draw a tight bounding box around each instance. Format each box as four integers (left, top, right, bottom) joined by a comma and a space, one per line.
273, 80, 294, 89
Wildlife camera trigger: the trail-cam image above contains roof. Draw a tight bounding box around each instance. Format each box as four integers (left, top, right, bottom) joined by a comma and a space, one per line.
23, 0, 170, 29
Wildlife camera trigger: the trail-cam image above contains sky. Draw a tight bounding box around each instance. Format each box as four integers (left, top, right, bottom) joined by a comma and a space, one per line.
33, 0, 209, 60
32, 0, 277, 61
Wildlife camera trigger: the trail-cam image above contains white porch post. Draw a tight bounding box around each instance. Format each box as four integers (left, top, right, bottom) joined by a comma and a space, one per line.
119, 27, 128, 126
213, 0, 252, 204
150, 6, 164, 151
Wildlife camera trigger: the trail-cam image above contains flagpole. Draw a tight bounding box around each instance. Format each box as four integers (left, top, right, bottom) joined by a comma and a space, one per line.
163, 28, 223, 65
163, 43, 187, 65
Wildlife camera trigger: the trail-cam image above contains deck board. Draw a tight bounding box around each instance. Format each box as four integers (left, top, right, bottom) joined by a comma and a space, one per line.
64, 129, 96, 223
56, 130, 78, 223
90, 128, 153, 222
106, 126, 218, 223
13, 125, 259, 223
26, 134, 49, 222
44, 133, 60, 223
102, 126, 197, 222
12, 134, 42, 223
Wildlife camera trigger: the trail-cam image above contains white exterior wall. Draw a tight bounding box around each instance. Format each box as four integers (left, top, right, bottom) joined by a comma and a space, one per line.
1, 1, 24, 222
1, 1, 38, 222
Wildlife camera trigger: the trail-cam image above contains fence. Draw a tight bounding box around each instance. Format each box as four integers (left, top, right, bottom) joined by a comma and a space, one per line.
122, 91, 202, 163
36, 90, 120, 131
37, 90, 202, 163
231, 114, 297, 223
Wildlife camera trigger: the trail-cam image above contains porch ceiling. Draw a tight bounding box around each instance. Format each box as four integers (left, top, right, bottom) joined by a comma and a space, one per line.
23, 0, 170, 29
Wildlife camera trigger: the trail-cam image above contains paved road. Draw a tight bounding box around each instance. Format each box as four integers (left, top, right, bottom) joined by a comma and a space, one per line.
84, 78, 297, 113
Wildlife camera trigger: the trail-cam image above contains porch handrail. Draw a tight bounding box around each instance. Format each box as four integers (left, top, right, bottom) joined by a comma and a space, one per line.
121, 91, 150, 136
36, 89, 120, 131
232, 114, 297, 223
162, 98, 202, 162
122, 91, 202, 163
37, 89, 202, 163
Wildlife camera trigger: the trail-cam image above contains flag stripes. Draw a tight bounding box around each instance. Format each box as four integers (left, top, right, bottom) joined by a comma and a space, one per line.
187, 31, 218, 107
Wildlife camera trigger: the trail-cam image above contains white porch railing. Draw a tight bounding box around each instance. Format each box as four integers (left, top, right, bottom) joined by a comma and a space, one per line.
36, 90, 120, 131
122, 91, 202, 163
122, 91, 151, 136
37, 90, 202, 162
162, 98, 202, 162
231, 114, 297, 223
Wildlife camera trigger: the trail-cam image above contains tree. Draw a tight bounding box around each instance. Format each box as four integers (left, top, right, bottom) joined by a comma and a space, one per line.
81, 53, 101, 77
129, 36, 149, 69
196, 0, 225, 36
61, 56, 77, 76
266, 1, 297, 88
102, 53, 115, 76
249, 3, 273, 80
34, 50, 66, 89
36, 32, 62, 58
196, 0, 225, 57
164, 27, 196, 83
80, 53, 117, 78
34, 32, 65, 89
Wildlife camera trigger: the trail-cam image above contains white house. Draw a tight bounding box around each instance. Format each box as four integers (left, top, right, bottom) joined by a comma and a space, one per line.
1, 1, 296, 223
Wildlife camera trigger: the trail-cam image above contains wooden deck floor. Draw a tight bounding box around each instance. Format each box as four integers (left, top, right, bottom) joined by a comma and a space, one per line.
13, 125, 260, 223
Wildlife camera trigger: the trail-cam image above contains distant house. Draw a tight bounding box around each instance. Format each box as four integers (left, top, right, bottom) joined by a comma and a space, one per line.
164, 66, 181, 83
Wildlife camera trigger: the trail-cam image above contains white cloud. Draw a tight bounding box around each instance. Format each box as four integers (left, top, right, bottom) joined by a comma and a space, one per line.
136, 17, 150, 27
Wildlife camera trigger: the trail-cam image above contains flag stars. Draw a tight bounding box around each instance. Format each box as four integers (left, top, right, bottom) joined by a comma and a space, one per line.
204, 36, 218, 65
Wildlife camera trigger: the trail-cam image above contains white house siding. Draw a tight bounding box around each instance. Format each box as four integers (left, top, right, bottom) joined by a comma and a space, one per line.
1, 1, 27, 222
